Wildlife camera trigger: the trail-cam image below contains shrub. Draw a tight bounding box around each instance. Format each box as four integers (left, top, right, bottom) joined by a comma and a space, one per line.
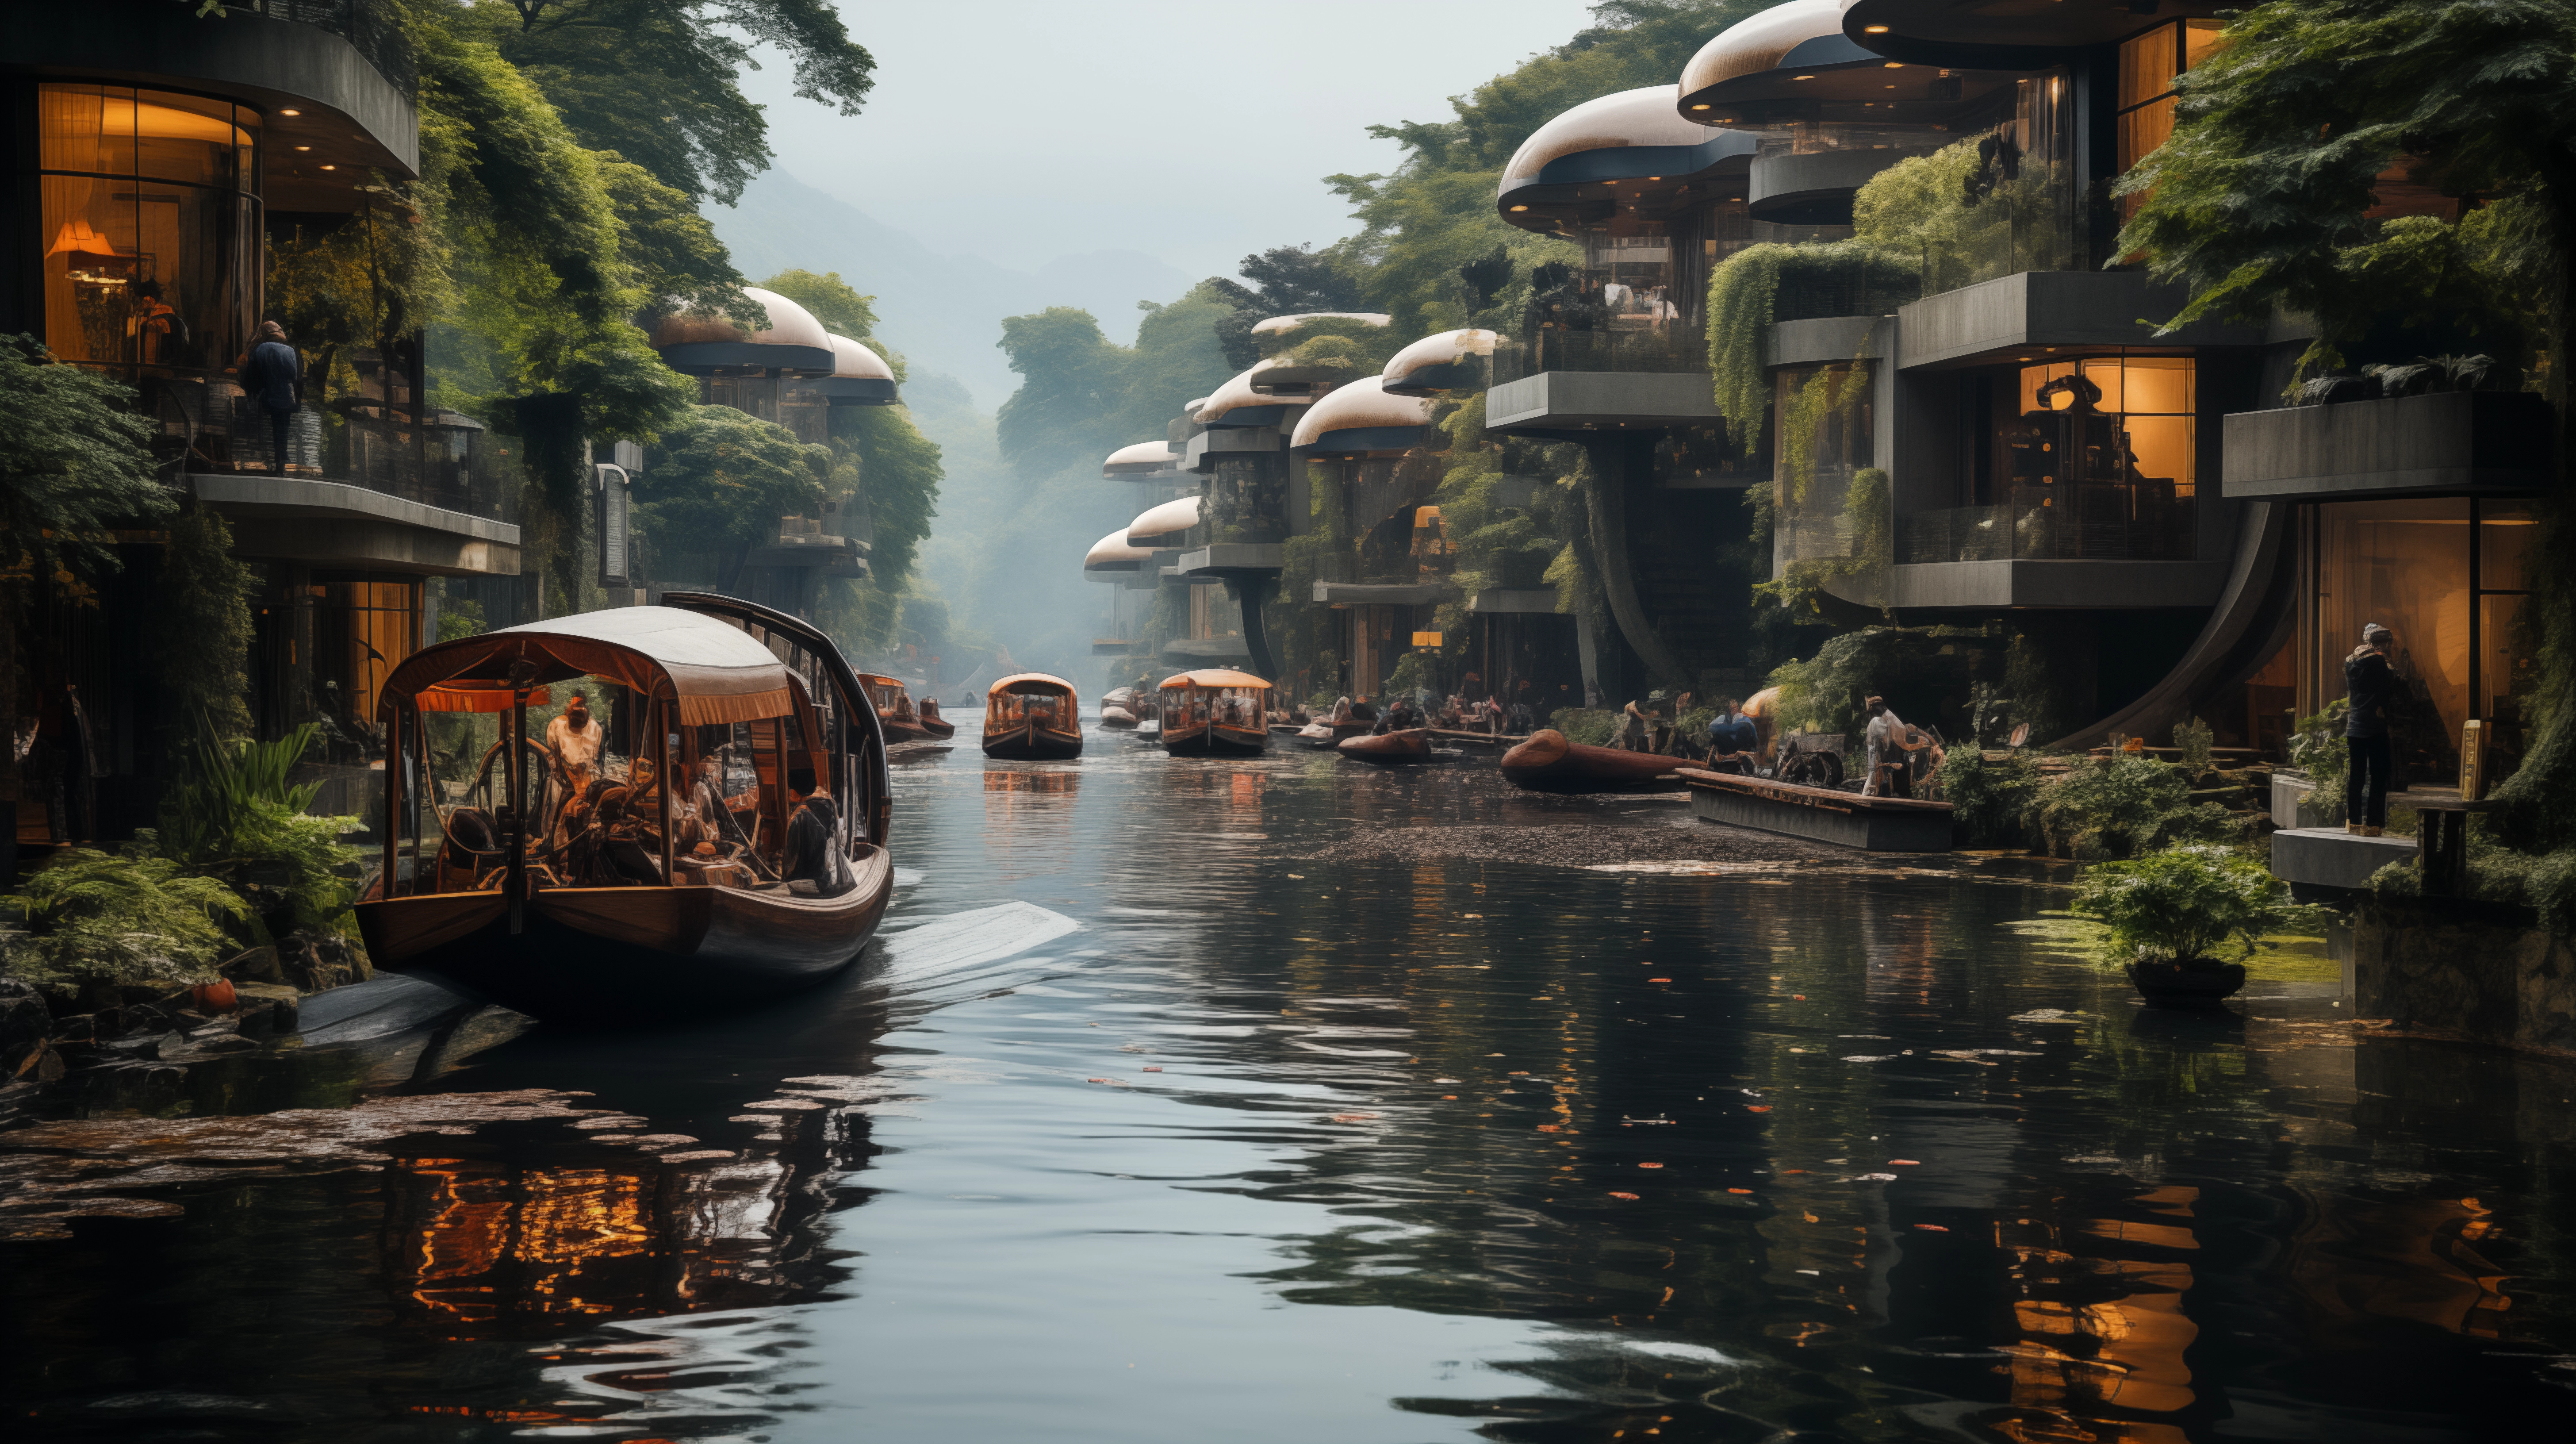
1549, 707, 1620, 747
1944, 749, 2044, 848
2172, 715, 2215, 775
1, 842, 249, 997
2032, 755, 2238, 860
2290, 700, 2350, 793
2074, 844, 2326, 965
161, 725, 363, 933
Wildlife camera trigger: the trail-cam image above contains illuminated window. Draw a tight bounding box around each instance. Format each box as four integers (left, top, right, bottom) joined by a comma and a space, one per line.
2115, 20, 2225, 219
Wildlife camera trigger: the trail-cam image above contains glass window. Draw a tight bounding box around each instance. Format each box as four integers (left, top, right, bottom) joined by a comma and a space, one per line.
134, 92, 249, 188
2119, 25, 2180, 111
40, 84, 137, 175
2309, 499, 2472, 780
2478, 500, 2535, 592
134, 181, 252, 373
41, 174, 138, 365
2116, 22, 2223, 218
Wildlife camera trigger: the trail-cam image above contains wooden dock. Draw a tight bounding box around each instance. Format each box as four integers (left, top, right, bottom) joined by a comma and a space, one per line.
1676, 768, 1954, 852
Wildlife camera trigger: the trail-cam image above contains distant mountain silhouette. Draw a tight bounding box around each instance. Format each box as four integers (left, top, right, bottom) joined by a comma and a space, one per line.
708, 170, 1190, 405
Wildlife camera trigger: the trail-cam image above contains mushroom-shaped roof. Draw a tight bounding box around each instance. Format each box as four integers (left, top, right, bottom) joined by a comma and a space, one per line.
1382, 329, 1497, 398
1289, 377, 1438, 457
1841, 0, 2232, 71
1678, 0, 2024, 124
791, 333, 900, 405
1103, 440, 1180, 476
1159, 668, 1271, 691
1125, 495, 1204, 545
1500, 87, 1760, 201
1196, 363, 1317, 427
649, 286, 837, 377
1084, 528, 1158, 572
1250, 313, 1391, 336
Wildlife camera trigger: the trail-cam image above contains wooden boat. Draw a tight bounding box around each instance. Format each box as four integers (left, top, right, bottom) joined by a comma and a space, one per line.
1676, 766, 1952, 851
1499, 728, 1683, 792
1098, 686, 1143, 730
981, 673, 1084, 760
857, 673, 941, 745
916, 697, 957, 740
1295, 718, 1374, 749
354, 595, 895, 1021
1158, 669, 1272, 757
1338, 727, 1431, 764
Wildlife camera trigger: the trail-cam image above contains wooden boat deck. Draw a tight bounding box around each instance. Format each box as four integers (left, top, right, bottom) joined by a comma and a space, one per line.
1677, 768, 1954, 852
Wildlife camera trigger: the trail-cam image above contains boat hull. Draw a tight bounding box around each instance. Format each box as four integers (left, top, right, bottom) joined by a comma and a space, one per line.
353, 850, 894, 1021
1161, 722, 1269, 757
1499, 729, 1680, 792
1338, 728, 1430, 764
983, 722, 1084, 760
1098, 707, 1139, 730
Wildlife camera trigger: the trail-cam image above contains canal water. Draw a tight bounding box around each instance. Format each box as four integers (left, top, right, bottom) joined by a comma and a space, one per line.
5, 719, 2571, 1441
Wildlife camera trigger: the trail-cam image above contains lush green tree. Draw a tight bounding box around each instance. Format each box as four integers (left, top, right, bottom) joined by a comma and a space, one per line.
2116, 0, 2571, 380
464, 0, 876, 206
409, 11, 697, 611
995, 308, 1130, 479
0, 338, 171, 585
1118, 284, 1238, 440
598, 153, 753, 321
633, 403, 829, 591
151, 510, 258, 743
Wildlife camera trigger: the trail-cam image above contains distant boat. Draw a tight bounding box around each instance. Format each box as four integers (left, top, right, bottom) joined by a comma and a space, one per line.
1294, 718, 1373, 749
1338, 727, 1431, 764
981, 673, 1084, 760
1158, 669, 1271, 757
1499, 728, 1681, 791
858, 673, 943, 745
1098, 685, 1144, 730
355, 595, 895, 1020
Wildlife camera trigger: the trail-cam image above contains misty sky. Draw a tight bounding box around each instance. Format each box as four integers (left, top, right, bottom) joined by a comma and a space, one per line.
730, 0, 1600, 281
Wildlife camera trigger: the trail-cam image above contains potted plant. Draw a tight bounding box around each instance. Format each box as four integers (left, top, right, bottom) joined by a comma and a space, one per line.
2071, 845, 2327, 1007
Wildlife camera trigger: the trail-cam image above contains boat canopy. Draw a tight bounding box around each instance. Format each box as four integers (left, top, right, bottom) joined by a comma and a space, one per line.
987, 672, 1077, 701
1126, 495, 1204, 545
1158, 668, 1271, 691
381, 606, 799, 726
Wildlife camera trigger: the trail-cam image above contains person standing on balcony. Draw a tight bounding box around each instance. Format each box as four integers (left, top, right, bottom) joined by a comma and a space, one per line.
238, 321, 303, 476
2345, 623, 2398, 837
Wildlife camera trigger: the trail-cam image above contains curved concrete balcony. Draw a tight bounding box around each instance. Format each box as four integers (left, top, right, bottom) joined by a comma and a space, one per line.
2221, 392, 2552, 502
18, 3, 419, 184
1896, 271, 2263, 370
1748, 145, 1940, 224
189, 472, 519, 577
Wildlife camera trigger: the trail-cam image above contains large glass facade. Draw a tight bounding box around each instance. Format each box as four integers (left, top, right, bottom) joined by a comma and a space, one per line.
38, 84, 260, 382
1901, 356, 2197, 564
2296, 498, 2536, 783
1503, 198, 1757, 380
2117, 20, 2227, 221
1773, 360, 1878, 588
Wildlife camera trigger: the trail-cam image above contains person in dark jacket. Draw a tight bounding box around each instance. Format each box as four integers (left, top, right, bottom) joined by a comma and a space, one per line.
238, 320, 303, 474
782, 766, 854, 896
2344, 622, 2398, 836
1704, 697, 1760, 774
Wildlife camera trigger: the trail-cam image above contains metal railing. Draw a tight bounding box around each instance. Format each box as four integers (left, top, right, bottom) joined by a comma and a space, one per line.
1897, 492, 2196, 565
1492, 323, 1706, 384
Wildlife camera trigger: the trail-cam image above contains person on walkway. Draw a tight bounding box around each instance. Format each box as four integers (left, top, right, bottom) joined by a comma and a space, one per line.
2345, 622, 2398, 836
1863, 695, 1911, 798
238, 320, 303, 475
1705, 697, 1759, 775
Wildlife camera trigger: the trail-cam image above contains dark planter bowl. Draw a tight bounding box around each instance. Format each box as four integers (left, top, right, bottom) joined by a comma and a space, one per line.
2126, 958, 2246, 1008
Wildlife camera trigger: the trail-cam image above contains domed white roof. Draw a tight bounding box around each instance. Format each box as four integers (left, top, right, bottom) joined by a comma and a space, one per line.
1290, 377, 1437, 452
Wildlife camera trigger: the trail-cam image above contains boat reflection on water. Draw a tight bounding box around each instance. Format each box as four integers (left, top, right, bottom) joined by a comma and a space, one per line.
380, 1100, 861, 1336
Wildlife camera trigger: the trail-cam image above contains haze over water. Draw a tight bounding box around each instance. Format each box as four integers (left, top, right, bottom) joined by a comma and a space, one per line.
6, 722, 2568, 1441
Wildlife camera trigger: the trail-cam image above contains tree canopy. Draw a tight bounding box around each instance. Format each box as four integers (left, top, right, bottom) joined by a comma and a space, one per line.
468, 0, 876, 205
759, 268, 884, 347
0, 338, 171, 585
633, 402, 829, 586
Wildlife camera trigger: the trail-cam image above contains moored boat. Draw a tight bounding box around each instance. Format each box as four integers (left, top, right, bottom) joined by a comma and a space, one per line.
1337, 727, 1431, 764
1098, 685, 1144, 729
858, 673, 939, 745
1158, 669, 1272, 757
1295, 718, 1374, 749
916, 697, 957, 740
353, 595, 894, 1020
1499, 728, 1682, 791
981, 673, 1084, 760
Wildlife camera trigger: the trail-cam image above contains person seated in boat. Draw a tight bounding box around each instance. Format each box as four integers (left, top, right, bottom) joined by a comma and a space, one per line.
1376, 695, 1421, 735
542, 691, 604, 846
590, 785, 664, 884
920, 697, 944, 726
782, 766, 856, 897
891, 691, 918, 724
1704, 697, 1759, 775
1349, 695, 1378, 723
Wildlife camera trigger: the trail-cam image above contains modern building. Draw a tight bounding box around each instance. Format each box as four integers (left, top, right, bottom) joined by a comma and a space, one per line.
6, 0, 518, 846
1488, 84, 1778, 702
646, 287, 874, 619
1290, 375, 1444, 699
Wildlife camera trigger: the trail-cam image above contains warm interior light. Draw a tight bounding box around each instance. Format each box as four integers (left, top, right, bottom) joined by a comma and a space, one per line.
1884, 61, 1904, 68
295, 145, 311, 152
1794, 74, 1815, 80
1509, 204, 1529, 211
1647, 176, 1661, 181
319, 164, 336, 170
280, 108, 300, 116
1865, 24, 1890, 32
1690, 103, 1711, 111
